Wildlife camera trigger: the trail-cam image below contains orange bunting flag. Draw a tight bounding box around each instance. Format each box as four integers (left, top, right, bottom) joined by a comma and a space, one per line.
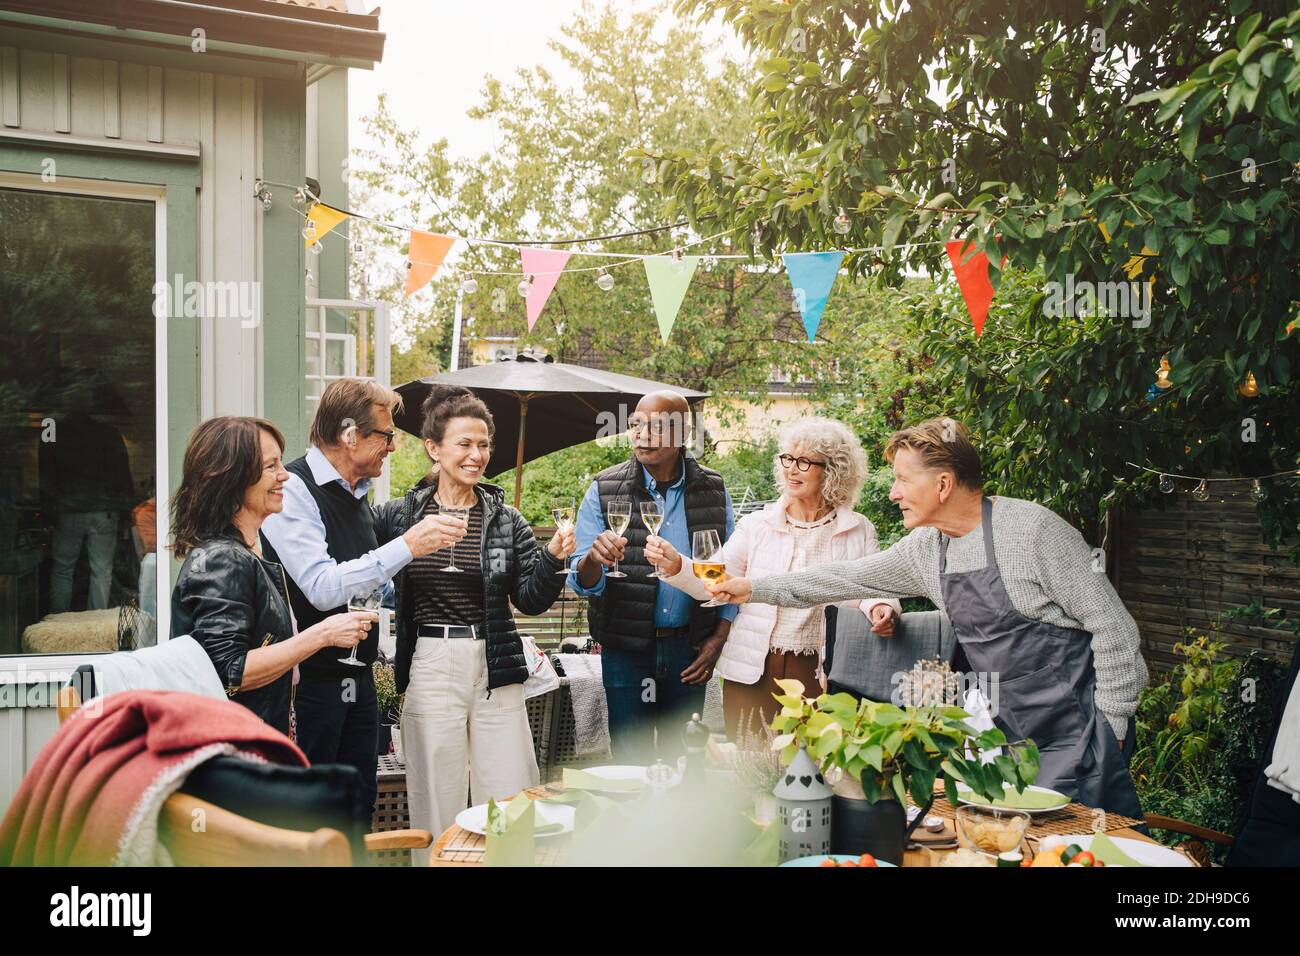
945, 239, 1000, 337
404, 231, 456, 297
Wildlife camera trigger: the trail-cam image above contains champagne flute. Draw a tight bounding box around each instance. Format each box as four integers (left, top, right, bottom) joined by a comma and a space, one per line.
605, 497, 631, 579
640, 500, 667, 578
551, 496, 575, 575
341, 586, 383, 666
440, 504, 470, 573
691, 529, 728, 607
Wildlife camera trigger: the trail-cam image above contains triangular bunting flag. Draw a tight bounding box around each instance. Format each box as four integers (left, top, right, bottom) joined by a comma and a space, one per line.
519, 248, 572, 331
404, 231, 456, 297
1098, 221, 1159, 284
304, 202, 349, 249
945, 239, 997, 337
643, 255, 699, 342
782, 251, 844, 342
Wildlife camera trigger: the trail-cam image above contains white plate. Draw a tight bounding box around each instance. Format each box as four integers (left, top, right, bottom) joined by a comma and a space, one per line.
955, 783, 1072, 815
1037, 834, 1194, 868
454, 799, 575, 838
567, 764, 682, 792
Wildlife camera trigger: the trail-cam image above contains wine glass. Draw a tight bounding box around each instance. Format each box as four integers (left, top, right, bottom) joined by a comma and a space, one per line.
691, 529, 727, 607
551, 496, 575, 575
605, 497, 631, 578
341, 586, 383, 666
439, 505, 470, 573
640, 500, 666, 578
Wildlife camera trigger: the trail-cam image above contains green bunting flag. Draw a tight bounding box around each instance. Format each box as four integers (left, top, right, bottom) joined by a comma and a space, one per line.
643, 255, 700, 342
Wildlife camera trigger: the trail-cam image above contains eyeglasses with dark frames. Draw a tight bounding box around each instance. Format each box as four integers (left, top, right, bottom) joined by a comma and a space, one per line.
366, 428, 397, 446
778, 454, 827, 472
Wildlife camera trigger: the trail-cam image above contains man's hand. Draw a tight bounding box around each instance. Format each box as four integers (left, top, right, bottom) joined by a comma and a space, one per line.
680, 633, 726, 685
705, 576, 752, 605
583, 530, 626, 568
643, 534, 683, 576
403, 513, 467, 558
547, 523, 577, 561
868, 604, 898, 637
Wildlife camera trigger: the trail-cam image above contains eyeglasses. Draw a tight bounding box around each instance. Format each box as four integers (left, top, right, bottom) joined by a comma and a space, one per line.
366, 428, 397, 446
778, 454, 827, 472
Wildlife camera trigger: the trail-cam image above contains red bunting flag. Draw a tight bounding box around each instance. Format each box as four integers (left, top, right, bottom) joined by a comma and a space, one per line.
945, 239, 1000, 337
404, 231, 456, 297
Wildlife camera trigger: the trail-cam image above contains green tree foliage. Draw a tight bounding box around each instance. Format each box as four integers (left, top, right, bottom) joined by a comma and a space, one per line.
650, 0, 1300, 541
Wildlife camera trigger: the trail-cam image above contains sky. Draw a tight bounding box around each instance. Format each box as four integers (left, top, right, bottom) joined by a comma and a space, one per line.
349, 0, 687, 164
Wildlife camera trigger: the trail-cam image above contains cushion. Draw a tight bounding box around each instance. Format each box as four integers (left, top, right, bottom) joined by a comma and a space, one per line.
827, 609, 955, 703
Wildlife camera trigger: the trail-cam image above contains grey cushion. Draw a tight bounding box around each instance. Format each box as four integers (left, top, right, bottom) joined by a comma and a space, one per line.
827, 609, 955, 703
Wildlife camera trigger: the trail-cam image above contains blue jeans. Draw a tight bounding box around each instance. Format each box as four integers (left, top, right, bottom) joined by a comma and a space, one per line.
50, 511, 118, 612
601, 634, 705, 765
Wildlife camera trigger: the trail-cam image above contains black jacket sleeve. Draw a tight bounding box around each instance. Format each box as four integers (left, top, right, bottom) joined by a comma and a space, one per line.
175, 547, 259, 694
507, 507, 565, 616
373, 497, 405, 547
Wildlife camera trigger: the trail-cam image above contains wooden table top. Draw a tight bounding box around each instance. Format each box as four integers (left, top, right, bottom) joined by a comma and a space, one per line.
429, 785, 1199, 867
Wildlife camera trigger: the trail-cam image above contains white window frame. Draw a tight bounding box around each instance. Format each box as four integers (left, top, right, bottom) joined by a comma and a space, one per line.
305, 298, 392, 502
0, 171, 169, 680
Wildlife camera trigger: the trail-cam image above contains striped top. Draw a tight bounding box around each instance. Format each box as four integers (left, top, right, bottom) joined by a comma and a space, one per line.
406, 496, 485, 629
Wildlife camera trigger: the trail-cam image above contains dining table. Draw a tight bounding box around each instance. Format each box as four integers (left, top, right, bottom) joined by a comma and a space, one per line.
428, 780, 1200, 867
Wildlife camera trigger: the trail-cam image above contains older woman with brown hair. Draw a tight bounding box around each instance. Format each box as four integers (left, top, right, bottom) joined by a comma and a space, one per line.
646, 416, 899, 739
170, 416, 377, 735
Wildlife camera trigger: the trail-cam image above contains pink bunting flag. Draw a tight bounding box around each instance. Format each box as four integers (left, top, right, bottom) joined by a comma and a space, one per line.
518, 248, 572, 331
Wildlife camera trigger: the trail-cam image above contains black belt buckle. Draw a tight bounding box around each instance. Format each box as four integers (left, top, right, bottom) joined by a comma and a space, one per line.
417, 623, 478, 640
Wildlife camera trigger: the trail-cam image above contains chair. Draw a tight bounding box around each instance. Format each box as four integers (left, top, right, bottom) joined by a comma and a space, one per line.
1143, 815, 1234, 867
57, 683, 432, 866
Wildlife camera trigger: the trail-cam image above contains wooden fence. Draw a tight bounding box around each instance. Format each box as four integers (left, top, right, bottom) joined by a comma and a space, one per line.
1111, 494, 1300, 674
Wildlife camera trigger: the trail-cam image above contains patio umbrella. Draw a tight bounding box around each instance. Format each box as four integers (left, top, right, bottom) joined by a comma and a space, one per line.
394, 357, 709, 509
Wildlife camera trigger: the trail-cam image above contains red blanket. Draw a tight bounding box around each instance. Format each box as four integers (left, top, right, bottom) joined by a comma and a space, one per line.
0, 690, 306, 866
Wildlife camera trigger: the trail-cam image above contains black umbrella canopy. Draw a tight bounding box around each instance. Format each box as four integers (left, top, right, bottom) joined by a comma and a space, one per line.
394, 359, 709, 502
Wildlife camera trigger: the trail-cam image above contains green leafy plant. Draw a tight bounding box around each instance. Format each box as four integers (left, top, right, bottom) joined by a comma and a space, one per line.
769, 678, 1041, 810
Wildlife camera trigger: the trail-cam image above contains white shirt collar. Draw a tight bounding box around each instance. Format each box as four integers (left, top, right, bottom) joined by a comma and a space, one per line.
306, 445, 372, 500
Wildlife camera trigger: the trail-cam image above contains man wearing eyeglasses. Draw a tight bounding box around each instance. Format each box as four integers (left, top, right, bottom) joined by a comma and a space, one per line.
569, 390, 738, 764
262, 378, 463, 813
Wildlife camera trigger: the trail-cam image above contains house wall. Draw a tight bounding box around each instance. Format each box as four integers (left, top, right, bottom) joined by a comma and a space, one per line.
0, 27, 309, 807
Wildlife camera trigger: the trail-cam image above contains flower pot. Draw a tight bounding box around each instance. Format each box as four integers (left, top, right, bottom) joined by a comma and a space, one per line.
830, 795, 907, 864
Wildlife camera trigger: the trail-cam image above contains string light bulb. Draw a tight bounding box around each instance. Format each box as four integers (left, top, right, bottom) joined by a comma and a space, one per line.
518, 276, 533, 297
1154, 356, 1173, 390
302, 220, 317, 242
1250, 479, 1267, 502
461, 276, 478, 295
293, 187, 307, 207
310, 241, 323, 255
596, 267, 615, 291
1158, 474, 1175, 494
1191, 479, 1210, 502
1238, 371, 1259, 397
833, 207, 851, 235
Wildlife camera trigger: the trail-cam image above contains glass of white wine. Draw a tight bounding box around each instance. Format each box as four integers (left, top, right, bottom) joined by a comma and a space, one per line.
640, 500, 666, 578
551, 496, 575, 575
605, 497, 631, 579
691, 529, 727, 607
440, 504, 470, 573
341, 586, 382, 666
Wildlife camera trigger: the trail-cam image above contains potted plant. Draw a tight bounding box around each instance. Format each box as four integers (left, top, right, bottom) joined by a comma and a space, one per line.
770, 677, 1040, 864
373, 660, 401, 759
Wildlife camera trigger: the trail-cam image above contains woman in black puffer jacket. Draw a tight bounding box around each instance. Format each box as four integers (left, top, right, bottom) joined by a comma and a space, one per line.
374, 386, 575, 842
171, 416, 377, 736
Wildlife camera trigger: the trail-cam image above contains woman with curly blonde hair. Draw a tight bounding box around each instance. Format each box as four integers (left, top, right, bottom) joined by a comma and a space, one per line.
647, 417, 899, 738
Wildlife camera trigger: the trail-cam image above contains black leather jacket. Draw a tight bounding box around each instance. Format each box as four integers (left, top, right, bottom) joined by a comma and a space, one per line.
374, 479, 565, 695
171, 535, 296, 734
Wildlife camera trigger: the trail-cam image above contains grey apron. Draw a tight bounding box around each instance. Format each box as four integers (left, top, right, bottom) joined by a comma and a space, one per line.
938, 497, 1144, 820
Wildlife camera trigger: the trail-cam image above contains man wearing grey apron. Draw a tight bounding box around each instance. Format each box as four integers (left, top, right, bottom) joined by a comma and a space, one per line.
705, 417, 1147, 821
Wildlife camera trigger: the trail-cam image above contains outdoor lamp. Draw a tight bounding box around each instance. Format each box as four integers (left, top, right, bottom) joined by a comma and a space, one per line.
774, 744, 832, 863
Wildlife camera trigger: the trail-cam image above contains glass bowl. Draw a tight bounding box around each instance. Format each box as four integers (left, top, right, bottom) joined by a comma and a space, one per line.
954, 804, 1031, 856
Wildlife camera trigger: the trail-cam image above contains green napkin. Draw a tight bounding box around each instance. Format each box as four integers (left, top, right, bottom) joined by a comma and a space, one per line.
562, 767, 644, 792
484, 797, 535, 867
542, 789, 616, 832
963, 786, 1070, 810
1088, 831, 1148, 867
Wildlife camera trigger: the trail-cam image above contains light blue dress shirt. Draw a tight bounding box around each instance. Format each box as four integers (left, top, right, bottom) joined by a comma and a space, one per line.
568, 459, 738, 627
260, 446, 412, 611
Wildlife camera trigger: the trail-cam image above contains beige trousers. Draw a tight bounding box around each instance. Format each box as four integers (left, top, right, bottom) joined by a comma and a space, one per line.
403, 636, 539, 862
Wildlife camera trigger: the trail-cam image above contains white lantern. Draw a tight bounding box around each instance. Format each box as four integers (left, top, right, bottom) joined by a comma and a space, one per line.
774, 744, 833, 863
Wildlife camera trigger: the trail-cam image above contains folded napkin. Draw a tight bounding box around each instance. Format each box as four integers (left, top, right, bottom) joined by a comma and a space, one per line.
484, 797, 535, 867
1088, 831, 1147, 867
962, 686, 1004, 764
962, 786, 1070, 810
562, 767, 643, 792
